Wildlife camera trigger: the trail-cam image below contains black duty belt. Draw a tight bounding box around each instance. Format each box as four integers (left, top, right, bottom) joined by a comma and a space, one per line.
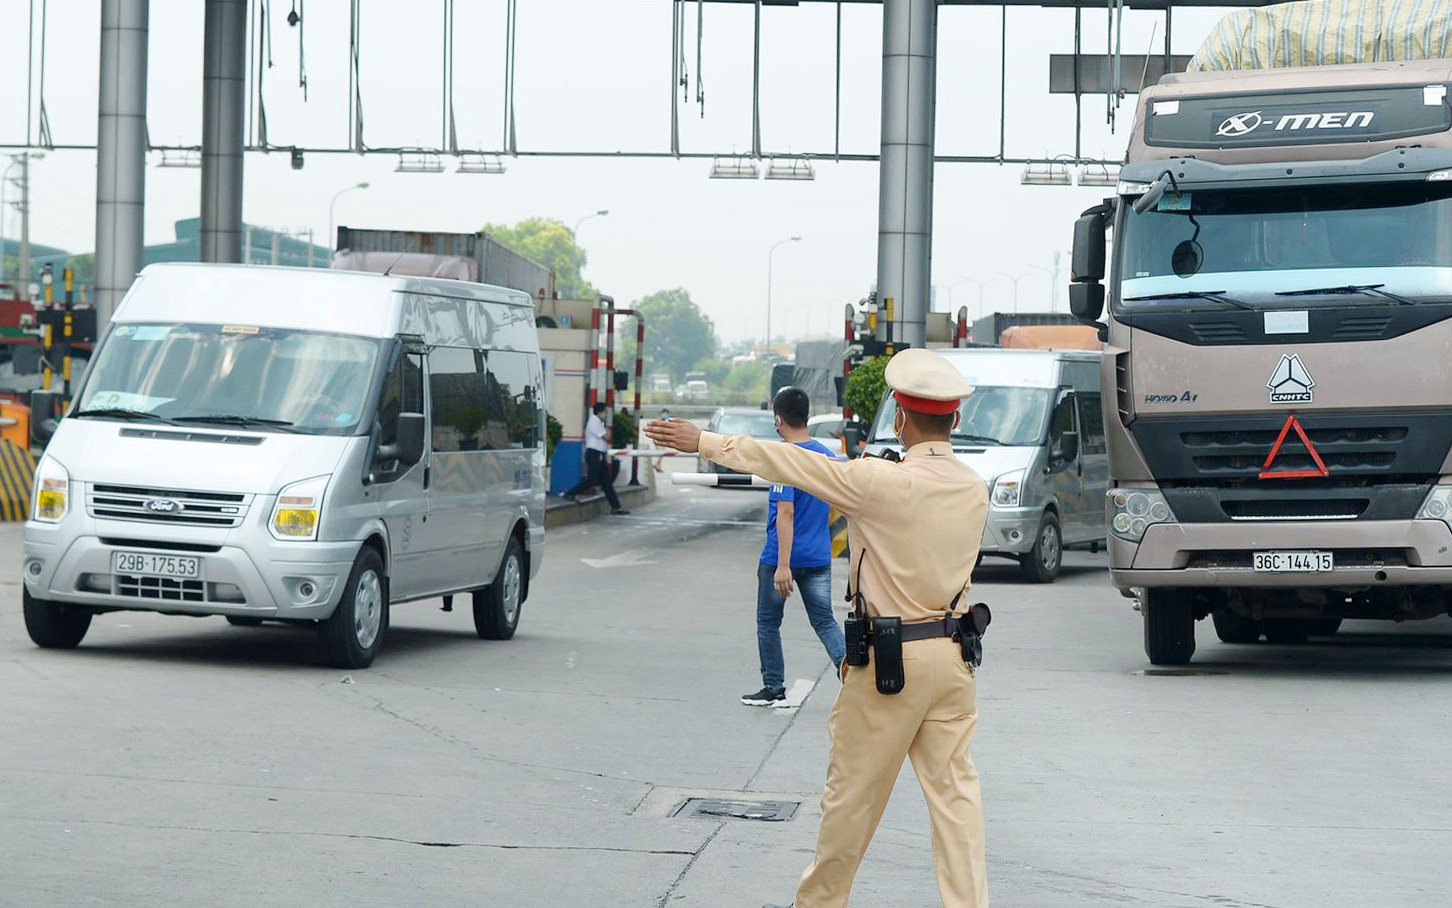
900, 616, 960, 643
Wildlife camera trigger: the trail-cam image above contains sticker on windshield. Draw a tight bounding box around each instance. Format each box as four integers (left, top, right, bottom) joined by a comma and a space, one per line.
1156, 192, 1192, 212
86, 391, 174, 412
130, 326, 172, 342
222, 325, 260, 335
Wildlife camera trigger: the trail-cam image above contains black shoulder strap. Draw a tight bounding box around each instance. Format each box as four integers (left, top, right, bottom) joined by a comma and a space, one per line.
845, 549, 868, 620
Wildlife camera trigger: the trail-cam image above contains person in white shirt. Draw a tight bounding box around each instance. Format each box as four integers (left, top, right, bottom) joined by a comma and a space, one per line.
565, 402, 629, 515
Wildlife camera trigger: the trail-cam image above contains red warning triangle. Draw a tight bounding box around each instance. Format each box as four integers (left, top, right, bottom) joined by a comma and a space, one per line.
1259, 414, 1329, 480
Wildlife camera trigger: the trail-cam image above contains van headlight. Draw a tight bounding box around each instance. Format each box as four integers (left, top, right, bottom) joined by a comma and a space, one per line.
32, 455, 70, 523
270, 475, 330, 541
991, 469, 1025, 508
1109, 488, 1175, 542
1418, 485, 1452, 530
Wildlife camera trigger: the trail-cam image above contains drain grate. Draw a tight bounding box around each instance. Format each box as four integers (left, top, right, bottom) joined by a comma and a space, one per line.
674, 798, 800, 822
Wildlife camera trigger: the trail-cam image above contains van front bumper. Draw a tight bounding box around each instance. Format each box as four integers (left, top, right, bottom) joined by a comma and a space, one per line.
1109, 518, 1452, 589
978, 506, 1040, 555
24, 519, 360, 620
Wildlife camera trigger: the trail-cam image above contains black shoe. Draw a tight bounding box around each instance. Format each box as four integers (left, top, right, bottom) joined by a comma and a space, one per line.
741, 686, 786, 707
611, 508, 631, 515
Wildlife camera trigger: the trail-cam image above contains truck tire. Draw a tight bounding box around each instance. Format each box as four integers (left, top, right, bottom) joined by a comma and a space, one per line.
1019, 513, 1062, 584
23, 588, 92, 649
1263, 618, 1311, 645
1143, 589, 1195, 665
1211, 609, 1262, 644
1309, 618, 1343, 636
474, 537, 524, 641
319, 547, 388, 669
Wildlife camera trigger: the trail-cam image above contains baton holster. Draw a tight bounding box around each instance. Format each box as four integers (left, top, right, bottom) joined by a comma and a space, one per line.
953, 602, 992, 668
871, 617, 904, 695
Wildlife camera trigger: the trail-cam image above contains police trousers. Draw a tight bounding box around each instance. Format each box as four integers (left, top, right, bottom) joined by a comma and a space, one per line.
796, 636, 987, 908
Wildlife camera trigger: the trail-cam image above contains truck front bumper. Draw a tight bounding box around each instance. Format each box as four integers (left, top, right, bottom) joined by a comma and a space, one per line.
1109, 518, 1452, 589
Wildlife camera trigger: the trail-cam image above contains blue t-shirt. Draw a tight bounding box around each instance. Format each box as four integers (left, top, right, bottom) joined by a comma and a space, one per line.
761, 439, 836, 569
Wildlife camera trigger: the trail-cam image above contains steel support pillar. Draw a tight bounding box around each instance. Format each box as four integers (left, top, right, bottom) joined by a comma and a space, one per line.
94, 0, 149, 327
200, 0, 246, 263
875, 0, 937, 350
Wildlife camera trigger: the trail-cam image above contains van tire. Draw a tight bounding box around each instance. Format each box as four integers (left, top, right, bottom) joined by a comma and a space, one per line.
226, 616, 264, 627
474, 538, 524, 641
1263, 618, 1311, 645
23, 589, 92, 649
1211, 609, 1262, 644
320, 548, 388, 669
1019, 513, 1062, 584
1143, 589, 1195, 665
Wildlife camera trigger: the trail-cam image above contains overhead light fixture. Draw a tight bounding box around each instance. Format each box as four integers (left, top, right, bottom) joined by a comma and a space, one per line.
290, 147, 305, 170
396, 149, 444, 174
765, 156, 815, 181
1077, 163, 1122, 187
156, 149, 201, 169
457, 153, 507, 175
1020, 162, 1073, 186
709, 156, 760, 180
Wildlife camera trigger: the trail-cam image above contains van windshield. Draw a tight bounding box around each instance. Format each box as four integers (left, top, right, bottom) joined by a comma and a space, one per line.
76, 323, 382, 435
873, 386, 1051, 446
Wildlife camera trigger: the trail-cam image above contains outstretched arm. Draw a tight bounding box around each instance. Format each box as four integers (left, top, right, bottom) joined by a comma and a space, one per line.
644, 420, 873, 515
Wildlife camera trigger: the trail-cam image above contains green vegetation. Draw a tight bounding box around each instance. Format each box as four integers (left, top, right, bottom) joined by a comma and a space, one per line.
546, 413, 563, 461
612, 410, 637, 449
482, 218, 596, 300
844, 355, 891, 428
621, 288, 718, 382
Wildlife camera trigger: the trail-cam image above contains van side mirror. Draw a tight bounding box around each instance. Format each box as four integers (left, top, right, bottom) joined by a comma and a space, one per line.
375, 412, 425, 467
1052, 430, 1079, 466
34, 418, 59, 446
843, 423, 863, 459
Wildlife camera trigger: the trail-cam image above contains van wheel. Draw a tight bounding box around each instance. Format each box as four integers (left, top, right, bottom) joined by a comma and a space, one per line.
1310, 618, 1343, 636
1263, 618, 1311, 645
226, 616, 263, 627
320, 548, 388, 669
1211, 609, 1262, 644
474, 538, 524, 641
1019, 513, 1062, 583
23, 588, 92, 649
1143, 588, 1195, 665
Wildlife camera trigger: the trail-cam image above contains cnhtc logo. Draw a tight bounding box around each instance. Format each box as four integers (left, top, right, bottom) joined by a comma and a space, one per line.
1268, 354, 1315, 404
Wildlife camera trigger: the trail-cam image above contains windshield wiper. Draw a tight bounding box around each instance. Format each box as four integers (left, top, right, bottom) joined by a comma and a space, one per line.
172, 414, 298, 432
952, 433, 1005, 446
1123, 290, 1255, 310
72, 407, 172, 423
1275, 283, 1414, 305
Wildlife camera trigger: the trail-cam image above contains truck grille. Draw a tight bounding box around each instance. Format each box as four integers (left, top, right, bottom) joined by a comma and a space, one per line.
87, 484, 251, 528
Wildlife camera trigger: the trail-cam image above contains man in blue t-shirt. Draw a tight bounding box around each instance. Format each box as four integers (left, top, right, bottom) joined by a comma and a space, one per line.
741, 388, 847, 708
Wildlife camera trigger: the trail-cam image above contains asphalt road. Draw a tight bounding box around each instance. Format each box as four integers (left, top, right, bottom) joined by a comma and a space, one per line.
4, 475, 1452, 907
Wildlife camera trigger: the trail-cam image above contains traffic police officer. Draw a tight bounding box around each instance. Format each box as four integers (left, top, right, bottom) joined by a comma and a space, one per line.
645, 348, 990, 908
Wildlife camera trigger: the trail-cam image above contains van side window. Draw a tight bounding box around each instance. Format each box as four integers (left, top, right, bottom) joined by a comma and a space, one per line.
1077, 392, 1106, 454
1049, 391, 1076, 442
429, 346, 488, 452
485, 350, 540, 449
377, 350, 424, 449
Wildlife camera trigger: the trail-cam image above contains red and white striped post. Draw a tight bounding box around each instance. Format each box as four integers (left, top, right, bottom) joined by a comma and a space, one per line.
842, 303, 856, 422
955, 306, 970, 348
587, 305, 602, 411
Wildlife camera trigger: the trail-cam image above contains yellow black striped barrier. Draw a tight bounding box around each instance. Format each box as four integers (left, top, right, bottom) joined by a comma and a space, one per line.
0, 439, 36, 521
830, 507, 849, 559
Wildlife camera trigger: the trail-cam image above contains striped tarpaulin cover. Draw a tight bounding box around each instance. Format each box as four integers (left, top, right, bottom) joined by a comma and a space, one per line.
1189, 0, 1452, 71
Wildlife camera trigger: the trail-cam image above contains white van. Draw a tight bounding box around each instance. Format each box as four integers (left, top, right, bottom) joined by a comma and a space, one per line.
23, 264, 546, 667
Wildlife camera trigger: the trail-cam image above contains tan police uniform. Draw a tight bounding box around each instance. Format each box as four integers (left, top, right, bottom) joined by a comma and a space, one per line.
696, 349, 990, 908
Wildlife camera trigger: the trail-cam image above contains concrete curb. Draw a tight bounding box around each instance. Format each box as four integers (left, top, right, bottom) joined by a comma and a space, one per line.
545, 483, 655, 528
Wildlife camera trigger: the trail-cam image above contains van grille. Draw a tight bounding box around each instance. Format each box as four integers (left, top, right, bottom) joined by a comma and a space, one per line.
116, 575, 207, 602
87, 484, 252, 528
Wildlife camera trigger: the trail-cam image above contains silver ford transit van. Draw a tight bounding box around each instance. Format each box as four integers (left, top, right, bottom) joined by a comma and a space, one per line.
864, 348, 1106, 582
23, 264, 546, 667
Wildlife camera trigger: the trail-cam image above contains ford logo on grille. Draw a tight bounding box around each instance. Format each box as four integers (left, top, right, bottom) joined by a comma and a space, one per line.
143, 498, 184, 514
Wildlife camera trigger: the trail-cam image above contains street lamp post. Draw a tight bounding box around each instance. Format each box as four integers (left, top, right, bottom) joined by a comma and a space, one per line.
989, 272, 1034, 314
1020, 264, 1057, 311
327, 182, 370, 257
573, 209, 609, 237
948, 277, 986, 320
1, 152, 43, 289
766, 236, 802, 353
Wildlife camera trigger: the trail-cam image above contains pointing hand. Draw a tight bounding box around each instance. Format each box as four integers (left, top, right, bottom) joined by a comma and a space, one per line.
644, 418, 703, 454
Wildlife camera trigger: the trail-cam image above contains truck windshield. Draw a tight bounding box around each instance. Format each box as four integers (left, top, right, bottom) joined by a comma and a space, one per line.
75, 323, 382, 435
1117, 181, 1452, 309
873, 386, 1051, 446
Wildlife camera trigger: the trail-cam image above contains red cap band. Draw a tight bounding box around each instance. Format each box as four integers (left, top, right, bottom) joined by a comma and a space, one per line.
893, 390, 961, 415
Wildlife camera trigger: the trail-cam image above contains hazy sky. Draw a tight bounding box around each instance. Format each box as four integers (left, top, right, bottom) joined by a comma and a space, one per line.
0, 0, 1229, 343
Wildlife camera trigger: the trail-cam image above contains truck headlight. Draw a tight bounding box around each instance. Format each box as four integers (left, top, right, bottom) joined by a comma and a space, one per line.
1418, 485, 1452, 530
991, 469, 1025, 508
1109, 488, 1175, 542
270, 475, 330, 541
32, 455, 70, 523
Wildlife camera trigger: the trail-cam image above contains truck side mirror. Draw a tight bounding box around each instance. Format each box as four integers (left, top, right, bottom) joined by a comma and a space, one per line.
1070, 207, 1110, 321
375, 412, 425, 467
1069, 283, 1105, 321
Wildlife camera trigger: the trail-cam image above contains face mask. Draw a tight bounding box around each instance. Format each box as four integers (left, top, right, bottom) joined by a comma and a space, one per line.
893, 410, 906, 447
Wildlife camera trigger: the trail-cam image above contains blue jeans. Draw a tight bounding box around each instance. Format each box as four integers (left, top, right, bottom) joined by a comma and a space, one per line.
756, 562, 846, 692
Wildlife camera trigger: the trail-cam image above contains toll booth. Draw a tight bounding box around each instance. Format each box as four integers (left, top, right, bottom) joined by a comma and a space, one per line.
535, 297, 596, 495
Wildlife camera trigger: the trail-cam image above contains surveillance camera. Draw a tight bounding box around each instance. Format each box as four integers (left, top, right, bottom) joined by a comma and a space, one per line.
290, 147, 304, 170
287, 9, 300, 26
